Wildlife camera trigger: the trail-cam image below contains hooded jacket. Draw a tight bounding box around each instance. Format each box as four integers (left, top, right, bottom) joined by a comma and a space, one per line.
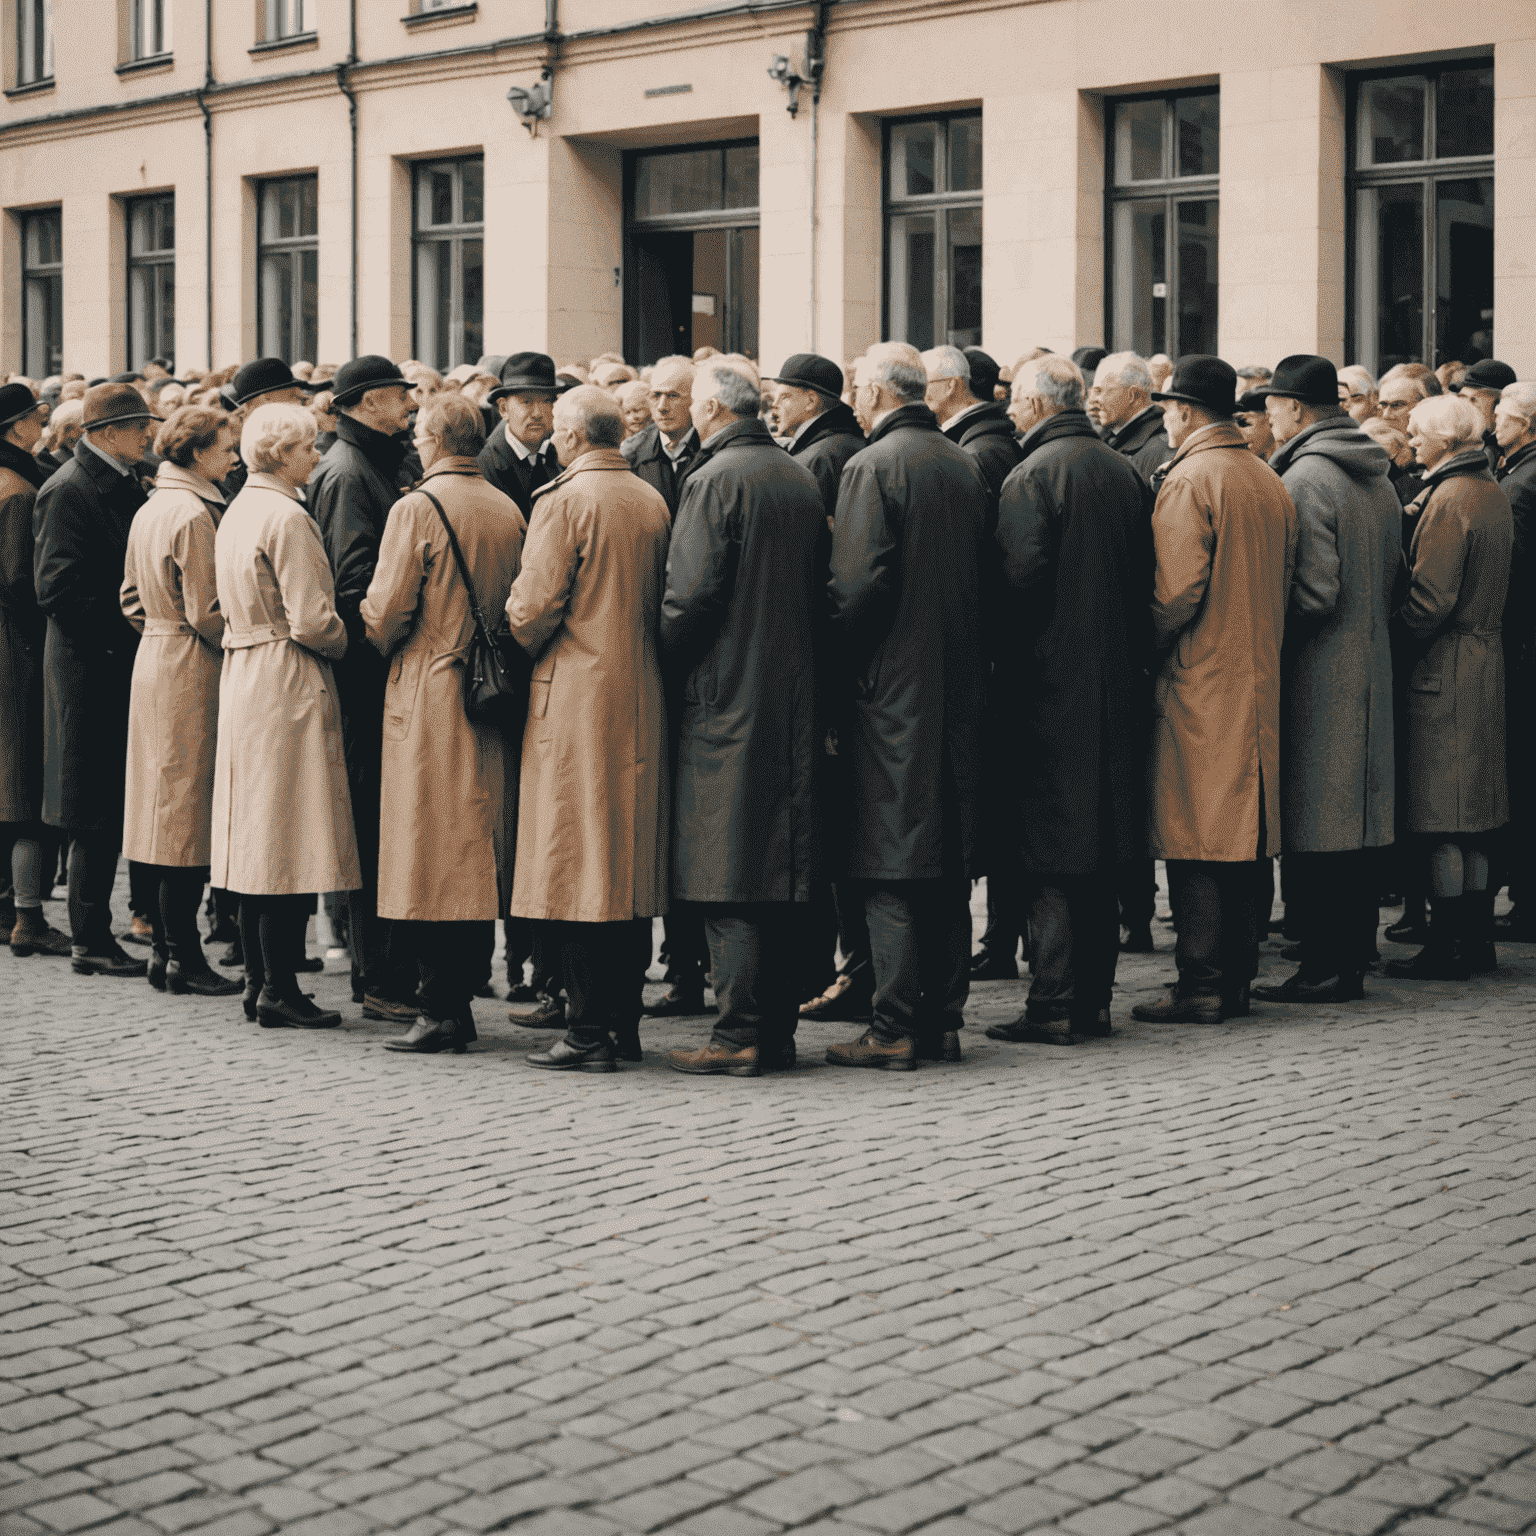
1268, 416, 1403, 852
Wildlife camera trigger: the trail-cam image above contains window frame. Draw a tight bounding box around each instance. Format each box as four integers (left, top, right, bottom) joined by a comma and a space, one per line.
1344, 59, 1495, 373
1102, 87, 1220, 360
409, 155, 485, 372
256, 175, 319, 364
126, 192, 175, 372
20, 207, 62, 379
264, 0, 313, 42
880, 109, 983, 350
130, 0, 170, 60
16, 0, 53, 86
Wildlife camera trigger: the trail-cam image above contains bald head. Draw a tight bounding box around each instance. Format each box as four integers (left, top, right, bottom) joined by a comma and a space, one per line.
551, 384, 624, 466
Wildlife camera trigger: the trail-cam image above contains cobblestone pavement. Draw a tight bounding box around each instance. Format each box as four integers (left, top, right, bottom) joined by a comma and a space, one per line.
5, 871, 1536, 1536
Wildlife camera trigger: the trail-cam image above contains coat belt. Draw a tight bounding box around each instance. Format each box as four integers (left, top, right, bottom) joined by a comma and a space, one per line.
224, 623, 290, 650
141, 618, 195, 637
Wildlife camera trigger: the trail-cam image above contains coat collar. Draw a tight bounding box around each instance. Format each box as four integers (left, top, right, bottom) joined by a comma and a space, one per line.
1497, 441, 1536, 480
865, 402, 940, 446
1423, 448, 1494, 488
243, 471, 304, 502
153, 459, 226, 509
531, 447, 633, 503
0, 436, 48, 490
335, 410, 409, 477
1104, 403, 1163, 452
627, 422, 697, 466
944, 400, 1015, 446
789, 400, 864, 456
419, 454, 482, 480
1016, 408, 1099, 464
690, 414, 774, 473
1165, 419, 1246, 468
1267, 414, 1361, 477
75, 435, 135, 484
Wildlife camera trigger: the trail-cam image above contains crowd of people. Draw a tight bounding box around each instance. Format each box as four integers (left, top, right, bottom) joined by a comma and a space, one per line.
1, 328, 1532, 1074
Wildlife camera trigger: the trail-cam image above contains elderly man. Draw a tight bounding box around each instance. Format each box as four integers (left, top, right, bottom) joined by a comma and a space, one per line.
1250, 356, 1401, 1004
1377, 368, 1436, 434
1338, 366, 1378, 425
985, 357, 1152, 1042
661, 363, 826, 1076
1452, 359, 1518, 471
507, 387, 672, 1073
36, 401, 81, 476
1089, 353, 1171, 485
826, 342, 987, 1070
1233, 389, 1277, 462
624, 355, 700, 518
923, 346, 1021, 515
32, 384, 156, 976
477, 352, 562, 521
1131, 358, 1297, 1024
220, 358, 319, 501
308, 355, 420, 1022
767, 354, 865, 523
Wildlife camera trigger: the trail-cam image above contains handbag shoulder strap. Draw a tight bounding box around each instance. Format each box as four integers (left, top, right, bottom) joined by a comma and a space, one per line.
418, 484, 492, 638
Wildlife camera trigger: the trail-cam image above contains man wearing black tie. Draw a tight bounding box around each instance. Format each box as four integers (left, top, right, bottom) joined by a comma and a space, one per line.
477, 352, 565, 521
622, 357, 700, 516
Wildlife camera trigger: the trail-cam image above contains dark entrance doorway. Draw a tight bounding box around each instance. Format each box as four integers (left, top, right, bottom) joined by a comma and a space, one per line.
626, 142, 760, 365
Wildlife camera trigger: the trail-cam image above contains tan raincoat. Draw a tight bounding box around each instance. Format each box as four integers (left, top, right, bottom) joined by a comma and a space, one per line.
361, 459, 526, 922
506, 448, 671, 923
1148, 421, 1298, 862
120, 462, 226, 867
209, 473, 360, 896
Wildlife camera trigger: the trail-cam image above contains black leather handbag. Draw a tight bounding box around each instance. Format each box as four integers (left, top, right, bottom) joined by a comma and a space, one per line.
418, 487, 530, 736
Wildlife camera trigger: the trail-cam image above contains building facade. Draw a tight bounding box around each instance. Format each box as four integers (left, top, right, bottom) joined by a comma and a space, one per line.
2, 0, 1533, 380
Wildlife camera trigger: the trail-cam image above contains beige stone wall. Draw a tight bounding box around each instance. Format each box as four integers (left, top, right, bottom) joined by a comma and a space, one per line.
2, 0, 1533, 380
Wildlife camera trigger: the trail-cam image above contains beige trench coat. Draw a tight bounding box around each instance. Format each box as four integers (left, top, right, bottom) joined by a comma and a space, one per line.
1149, 421, 1299, 862
120, 462, 226, 867
361, 459, 526, 922
506, 448, 672, 923
209, 473, 360, 896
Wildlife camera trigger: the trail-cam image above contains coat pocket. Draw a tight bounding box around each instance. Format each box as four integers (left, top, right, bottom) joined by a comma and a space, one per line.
383, 655, 423, 741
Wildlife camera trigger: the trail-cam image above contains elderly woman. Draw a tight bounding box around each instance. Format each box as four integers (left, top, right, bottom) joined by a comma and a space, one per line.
119, 407, 244, 996
1384, 394, 1513, 982
617, 378, 652, 441
210, 402, 360, 1028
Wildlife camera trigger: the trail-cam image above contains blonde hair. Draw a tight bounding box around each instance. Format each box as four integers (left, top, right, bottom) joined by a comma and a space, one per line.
241, 401, 316, 472
1407, 395, 1484, 453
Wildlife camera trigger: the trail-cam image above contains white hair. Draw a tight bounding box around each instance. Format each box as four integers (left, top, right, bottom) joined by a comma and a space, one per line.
1018, 355, 1086, 413
1500, 382, 1536, 423
1408, 395, 1484, 451
555, 384, 625, 448
1097, 352, 1152, 392
241, 402, 316, 472
1338, 365, 1376, 394
859, 342, 927, 404
696, 361, 763, 419
921, 345, 971, 383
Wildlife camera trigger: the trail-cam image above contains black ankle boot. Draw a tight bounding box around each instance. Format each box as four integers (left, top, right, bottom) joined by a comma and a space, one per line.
1383, 896, 1468, 980
147, 944, 169, 991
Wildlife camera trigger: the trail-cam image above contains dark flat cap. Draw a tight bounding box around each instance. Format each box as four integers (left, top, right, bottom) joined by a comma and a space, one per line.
763, 353, 844, 400
1453, 359, 1517, 395
1149, 355, 1238, 418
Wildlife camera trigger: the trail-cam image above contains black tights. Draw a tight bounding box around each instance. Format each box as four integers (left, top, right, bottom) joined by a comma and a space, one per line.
131, 862, 212, 969
237, 894, 311, 1001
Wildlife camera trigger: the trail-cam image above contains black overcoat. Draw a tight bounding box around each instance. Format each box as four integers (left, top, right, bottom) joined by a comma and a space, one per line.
477, 421, 557, 521
995, 410, 1153, 873
788, 403, 865, 522
621, 422, 698, 517
945, 402, 1021, 531
0, 441, 49, 824
32, 441, 146, 836
829, 404, 987, 881
661, 416, 825, 903
1103, 404, 1172, 486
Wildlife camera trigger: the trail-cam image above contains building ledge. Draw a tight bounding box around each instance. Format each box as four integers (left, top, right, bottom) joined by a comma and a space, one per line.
4, 77, 54, 99
402, 3, 478, 32
115, 53, 174, 78
249, 32, 320, 58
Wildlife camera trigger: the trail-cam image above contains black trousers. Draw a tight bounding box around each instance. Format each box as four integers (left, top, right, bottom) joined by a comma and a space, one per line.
662, 903, 709, 993
1116, 857, 1156, 932
411, 920, 496, 1021
1282, 849, 1380, 977
833, 881, 872, 981
702, 903, 800, 1049
979, 864, 1027, 960
859, 877, 972, 1043
1025, 870, 1121, 1025
797, 884, 841, 1002
237, 893, 311, 1000
542, 919, 649, 1044
67, 834, 121, 950
130, 862, 209, 966
1167, 859, 1264, 996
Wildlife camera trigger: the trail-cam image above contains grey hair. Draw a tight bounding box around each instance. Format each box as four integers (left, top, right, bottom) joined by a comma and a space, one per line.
1097, 352, 1152, 391
1338, 364, 1376, 394
921, 345, 971, 383
860, 342, 928, 404
696, 362, 763, 419
1500, 382, 1536, 422
1019, 355, 1086, 412
555, 384, 625, 449
1408, 395, 1483, 450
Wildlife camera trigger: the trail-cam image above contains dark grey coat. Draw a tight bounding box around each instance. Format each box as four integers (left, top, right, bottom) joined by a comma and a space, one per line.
1270, 417, 1403, 852
829, 404, 987, 881
944, 402, 1022, 530
661, 416, 826, 903
788, 402, 865, 522
1103, 404, 1172, 486
621, 422, 699, 517
32, 441, 146, 836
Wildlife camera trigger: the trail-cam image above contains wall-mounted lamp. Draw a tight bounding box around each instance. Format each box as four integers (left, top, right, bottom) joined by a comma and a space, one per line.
507, 74, 553, 136
767, 53, 805, 118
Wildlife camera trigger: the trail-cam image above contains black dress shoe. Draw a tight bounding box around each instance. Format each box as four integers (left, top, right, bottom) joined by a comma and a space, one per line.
644, 988, 712, 1017
1251, 969, 1365, 1004
147, 953, 168, 991
72, 945, 149, 978
256, 989, 342, 1029
383, 1016, 465, 1054
612, 1025, 643, 1062
1119, 927, 1155, 954
526, 1036, 616, 1072
969, 952, 1019, 981
1069, 1009, 1113, 1038
167, 962, 243, 998
1382, 946, 1468, 981
985, 1016, 1073, 1044
509, 993, 564, 1028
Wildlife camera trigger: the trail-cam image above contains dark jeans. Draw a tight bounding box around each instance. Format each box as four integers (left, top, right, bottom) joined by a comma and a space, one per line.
1166, 859, 1264, 997
411, 919, 496, 1021
1117, 857, 1156, 932
1283, 849, 1378, 978
130, 862, 210, 967
543, 918, 649, 1045
979, 863, 1026, 960
67, 834, 121, 950
1025, 870, 1121, 1025
702, 903, 799, 1050
859, 877, 972, 1043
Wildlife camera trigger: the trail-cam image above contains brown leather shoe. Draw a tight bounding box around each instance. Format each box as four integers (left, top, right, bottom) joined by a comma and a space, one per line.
9, 913, 73, 957
509, 993, 565, 1029
363, 993, 420, 1024
1131, 990, 1223, 1024
668, 1040, 761, 1076
826, 1030, 917, 1071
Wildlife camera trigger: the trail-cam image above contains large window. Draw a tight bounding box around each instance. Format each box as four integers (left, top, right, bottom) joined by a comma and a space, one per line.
412, 157, 483, 372
264, 0, 312, 40
127, 194, 174, 371
884, 113, 982, 350
130, 0, 171, 58
21, 209, 62, 378
258, 177, 318, 363
1106, 90, 1219, 358
1349, 63, 1494, 375
17, 0, 53, 85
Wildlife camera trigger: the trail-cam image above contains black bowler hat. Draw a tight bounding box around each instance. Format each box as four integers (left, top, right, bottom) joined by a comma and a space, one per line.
1234, 389, 1269, 416
232, 357, 318, 406
764, 353, 844, 400
1257, 354, 1339, 407
963, 347, 1001, 402
487, 352, 565, 404
0, 383, 44, 431
329, 355, 414, 407
1150, 355, 1238, 418
1453, 359, 1516, 395
1071, 345, 1108, 376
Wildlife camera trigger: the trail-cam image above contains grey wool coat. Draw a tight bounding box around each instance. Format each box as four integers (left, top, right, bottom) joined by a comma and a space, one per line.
1268, 417, 1404, 853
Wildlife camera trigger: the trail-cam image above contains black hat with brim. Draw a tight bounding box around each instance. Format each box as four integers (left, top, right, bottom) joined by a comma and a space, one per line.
329, 354, 415, 407
1234, 389, 1270, 416
82, 382, 159, 429
232, 357, 321, 406
0, 383, 45, 431
1150, 355, 1238, 418
1453, 359, 1517, 395
763, 352, 845, 400
486, 352, 566, 404
1254, 354, 1339, 407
